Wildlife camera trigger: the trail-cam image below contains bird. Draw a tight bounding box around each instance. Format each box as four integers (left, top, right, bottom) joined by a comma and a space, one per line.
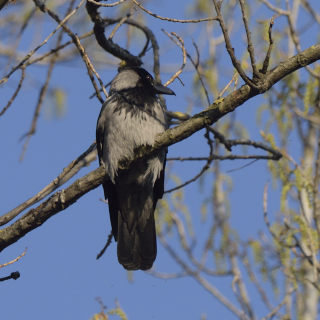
96, 66, 175, 270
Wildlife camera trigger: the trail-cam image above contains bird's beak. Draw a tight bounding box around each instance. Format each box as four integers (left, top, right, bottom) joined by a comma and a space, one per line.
153, 83, 176, 96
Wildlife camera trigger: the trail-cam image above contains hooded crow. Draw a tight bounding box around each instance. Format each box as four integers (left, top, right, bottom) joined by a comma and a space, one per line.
96, 67, 175, 270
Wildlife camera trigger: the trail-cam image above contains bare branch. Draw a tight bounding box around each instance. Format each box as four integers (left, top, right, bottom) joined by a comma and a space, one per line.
163, 32, 186, 87
133, 0, 218, 23
87, 0, 127, 7
261, 15, 275, 74
301, 0, 320, 25
20, 27, 65, 161
218, 73, 238, 99
0, 166, 106, 252
238, 0, 259, 78
241, 254, 274, 312
26, 31, 94, 67
165, 157, 211, 194
86, 0, 142, 66
96, 231, 113, 259
169, 211, 233, 277
162, 30, 210, 105
90, 16, 162, 99
212, 0, 260, 90
74, 34, 108, 99
261, 288, 295, 320
0, 248, 27, 268
108, 10, 135, 40
158, 233, 250, 320
0, 67, 25, 117
259, 0, 289, 16
33, 0, 106, 103
0, 0, 85, 85
147, 270, 187, 279
0, 143, 97, 226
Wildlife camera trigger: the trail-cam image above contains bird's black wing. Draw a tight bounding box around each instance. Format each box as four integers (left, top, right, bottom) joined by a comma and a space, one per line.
153, 150, 167, 209
96, 97, 119, 241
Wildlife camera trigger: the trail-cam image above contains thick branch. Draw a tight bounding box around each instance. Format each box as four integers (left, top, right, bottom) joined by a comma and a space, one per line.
0, 166, 106, 252
86, 0, 142, 66
0, 143, 97, 226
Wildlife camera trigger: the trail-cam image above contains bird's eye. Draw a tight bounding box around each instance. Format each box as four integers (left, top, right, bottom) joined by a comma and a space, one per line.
146, 75, 153, 84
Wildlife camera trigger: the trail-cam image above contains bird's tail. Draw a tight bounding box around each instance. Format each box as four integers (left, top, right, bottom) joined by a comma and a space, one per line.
116, 185, 157, 271
117, 209, 157, 270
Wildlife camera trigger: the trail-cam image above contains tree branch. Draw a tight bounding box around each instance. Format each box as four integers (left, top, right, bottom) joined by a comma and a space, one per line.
86, 0, 142, 67
0, 166, 106, 252
0, 143, 97, 226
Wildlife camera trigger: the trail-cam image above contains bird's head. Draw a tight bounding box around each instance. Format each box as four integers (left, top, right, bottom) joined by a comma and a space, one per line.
109, 67, 175, 96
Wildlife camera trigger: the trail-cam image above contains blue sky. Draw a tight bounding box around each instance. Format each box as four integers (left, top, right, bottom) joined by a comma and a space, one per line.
1, 0, 319, 319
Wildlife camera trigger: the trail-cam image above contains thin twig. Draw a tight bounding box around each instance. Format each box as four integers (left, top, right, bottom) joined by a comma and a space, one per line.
226, 159, 258, 172
260, 0, 319, 78
162, 30, 211, 106
74, 34, 108, 99
261, 287, 295, 320
165, 129, 215, 193
163, 32, 186, 87
133, 0, 218, 23
165, 160, 210, 194
168, 109, 283, 157
3, 7, 36, 76
169, 210, 232, 276
88, 0, 127, 7
26, 31, 94, 67
263, 181, 284, 243
108, 10, 135, 40
301, 0, 320, 25
208, 126, 232, 151
20, 26, 65, 161
168, 155, 275, 161
158, 233, 250, 320
230, 253, 255, 319
0, 67, 25, 117
238, 0, 259, 78
18, 0, 77, 156
241, 254, 274, 312
218, 73, 238, 99
34, 0, 105, 103
0, 0, 85, 85
261, 15, 276, 74
96, 231, 113, 259
313, 134, 320, 247
212, 0, 261, 90
147, 270, 188, 279
259, 0, 289, 15
0, 248, 27, 268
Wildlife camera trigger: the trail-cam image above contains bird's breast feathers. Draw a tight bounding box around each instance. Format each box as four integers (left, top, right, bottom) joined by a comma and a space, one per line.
98, 93, 167, 183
